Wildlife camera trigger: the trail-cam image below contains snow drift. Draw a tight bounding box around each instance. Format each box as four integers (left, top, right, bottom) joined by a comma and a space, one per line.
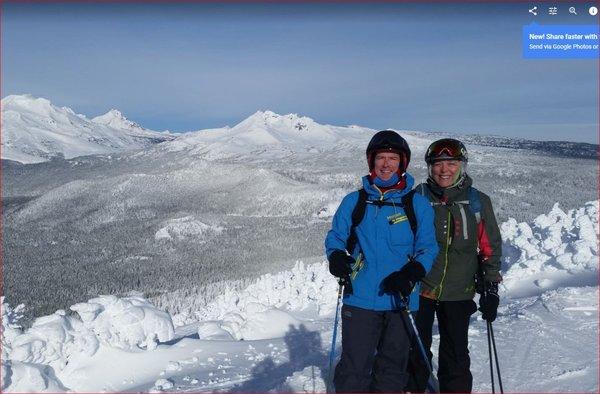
501, 200, 598, 297
1, 294, 174, 392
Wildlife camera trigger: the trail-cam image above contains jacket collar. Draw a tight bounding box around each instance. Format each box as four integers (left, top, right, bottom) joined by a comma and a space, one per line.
426, 173, 473, 202
362, 172, 415, 199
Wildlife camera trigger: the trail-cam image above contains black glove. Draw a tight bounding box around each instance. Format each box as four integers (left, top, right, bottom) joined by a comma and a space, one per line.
328, 250, 354, 278
478, 281, 500, 322
381, 259, 426, 297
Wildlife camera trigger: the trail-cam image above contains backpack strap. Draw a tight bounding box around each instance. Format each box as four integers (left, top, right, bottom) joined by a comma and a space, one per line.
467, 186, 482, 224
454, 187, 482, 224
346, 188, 419, 253
401, 189, 418, 238
346, 188, 368, 254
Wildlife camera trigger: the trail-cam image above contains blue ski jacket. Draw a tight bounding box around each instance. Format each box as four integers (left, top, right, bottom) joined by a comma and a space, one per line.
325, 174, 439, 311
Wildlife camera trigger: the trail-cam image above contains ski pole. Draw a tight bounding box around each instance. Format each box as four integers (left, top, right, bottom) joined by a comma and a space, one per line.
480, 269, 504, 394
393, 294, 439, 394
489, 322, 504, 394
481, 275, 496, 394
327, 278, 345, 389
486, 319, 495, 394
401, 297, 433, 373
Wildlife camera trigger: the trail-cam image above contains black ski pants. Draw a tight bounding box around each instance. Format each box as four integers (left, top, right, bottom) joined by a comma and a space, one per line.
333, 304, 411, 393
406, 296, 477, 393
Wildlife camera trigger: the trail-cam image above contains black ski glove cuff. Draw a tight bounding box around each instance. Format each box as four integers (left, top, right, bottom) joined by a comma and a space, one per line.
328, 250, 354, 278
479, 281, 500, 322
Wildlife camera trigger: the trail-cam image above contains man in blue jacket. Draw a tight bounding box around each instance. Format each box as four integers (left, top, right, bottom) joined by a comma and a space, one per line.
325, 130, 438, 392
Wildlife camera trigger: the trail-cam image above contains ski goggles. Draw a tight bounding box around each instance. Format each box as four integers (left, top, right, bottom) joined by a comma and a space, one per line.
426, 139, 467, 162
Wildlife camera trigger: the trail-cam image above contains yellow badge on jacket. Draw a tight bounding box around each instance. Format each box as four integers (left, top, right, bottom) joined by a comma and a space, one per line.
387, 213, 408, 225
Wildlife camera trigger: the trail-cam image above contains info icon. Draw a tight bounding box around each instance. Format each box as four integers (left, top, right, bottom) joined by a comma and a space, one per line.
589, 6, 598, 16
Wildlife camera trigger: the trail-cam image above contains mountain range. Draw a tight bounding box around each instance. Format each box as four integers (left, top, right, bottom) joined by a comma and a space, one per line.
2, 94, 596, 164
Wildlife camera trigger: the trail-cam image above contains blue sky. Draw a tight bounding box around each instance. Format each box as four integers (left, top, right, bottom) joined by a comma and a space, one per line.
2, 2, 598, 143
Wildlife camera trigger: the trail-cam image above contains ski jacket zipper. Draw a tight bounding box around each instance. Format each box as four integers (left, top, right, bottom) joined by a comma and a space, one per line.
436, 210, 452, 299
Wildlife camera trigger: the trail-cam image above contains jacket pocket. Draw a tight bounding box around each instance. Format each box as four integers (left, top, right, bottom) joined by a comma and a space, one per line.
388, 219, 413, 246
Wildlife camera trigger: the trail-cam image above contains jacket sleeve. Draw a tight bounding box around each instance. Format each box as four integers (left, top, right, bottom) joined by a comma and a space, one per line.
478, 192, 503, 282
412, 193, 439, 273
325, 192, 359, 258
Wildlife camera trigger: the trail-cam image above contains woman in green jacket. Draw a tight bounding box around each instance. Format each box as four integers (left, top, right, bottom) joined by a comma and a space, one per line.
408, 138, 502, 393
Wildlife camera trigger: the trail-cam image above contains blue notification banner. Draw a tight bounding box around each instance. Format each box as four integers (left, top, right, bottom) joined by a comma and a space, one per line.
523, 24, 599, 59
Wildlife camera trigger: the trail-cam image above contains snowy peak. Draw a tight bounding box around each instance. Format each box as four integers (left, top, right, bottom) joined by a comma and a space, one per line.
92, 109, 143, 131
1, 94, 173, 164
233, 110, 316, 133
3, 94, 53, 111
2, 94, 79, 119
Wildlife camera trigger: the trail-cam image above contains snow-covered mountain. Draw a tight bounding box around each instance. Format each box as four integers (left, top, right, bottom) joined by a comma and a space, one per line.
158, 110, 382, 160
91, 109, 147, 131
1, 95, 174, 163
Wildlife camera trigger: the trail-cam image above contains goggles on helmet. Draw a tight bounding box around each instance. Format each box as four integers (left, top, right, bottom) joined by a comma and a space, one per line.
425, 138, 468, 164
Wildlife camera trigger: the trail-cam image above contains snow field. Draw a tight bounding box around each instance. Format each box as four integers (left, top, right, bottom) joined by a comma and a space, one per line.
155, 216, 224, 242
1, 201, 598, 392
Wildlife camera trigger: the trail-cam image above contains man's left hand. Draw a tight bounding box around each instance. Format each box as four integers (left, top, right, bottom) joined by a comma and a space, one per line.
381, 259, 426, 297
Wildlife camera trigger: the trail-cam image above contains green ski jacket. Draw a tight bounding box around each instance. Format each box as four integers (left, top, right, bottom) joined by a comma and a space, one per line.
416, 175, 502, 301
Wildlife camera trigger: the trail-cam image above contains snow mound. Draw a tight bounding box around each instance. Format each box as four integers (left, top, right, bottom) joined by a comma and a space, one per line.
220, 307, 301, 340
0, 301, 71, 393
8, 310, 98, 369
196, 321, 235, 340
1, 360, 69, 393
169, 260, 339, 337
171, 260, 339, 340
155, 216, 224, 241
279, 366, 327, 393
152, 378, 175, 391
501, 200, 598, 298
1, 298, 26, 357
1, 294, 175, 392
70, 294, 175, 350
192, 261, 337, 325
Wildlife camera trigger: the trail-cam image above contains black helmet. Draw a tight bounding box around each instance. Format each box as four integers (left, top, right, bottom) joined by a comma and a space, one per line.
424, 138, 468, 164
366, 130, 411, 172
